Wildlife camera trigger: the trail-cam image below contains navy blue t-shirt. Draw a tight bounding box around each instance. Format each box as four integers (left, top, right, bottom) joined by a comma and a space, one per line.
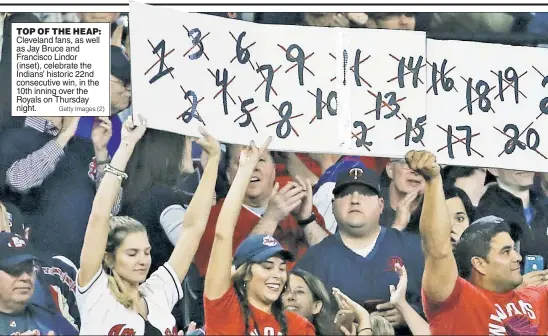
296, 227, 425, 325
0, 309, 39, 335
0, 304, 77, 335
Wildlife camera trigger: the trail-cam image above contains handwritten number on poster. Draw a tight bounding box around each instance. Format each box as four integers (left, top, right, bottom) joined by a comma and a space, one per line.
149, 40, 174, 84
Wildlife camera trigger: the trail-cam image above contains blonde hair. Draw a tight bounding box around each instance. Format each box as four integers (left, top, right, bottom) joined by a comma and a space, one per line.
370, 314, 395, 335
104, 216, 147, 309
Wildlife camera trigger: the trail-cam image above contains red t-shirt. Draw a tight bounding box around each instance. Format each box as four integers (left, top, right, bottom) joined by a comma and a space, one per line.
424, 277, 548, 335
204, 285, 316, 335
193, 199, 328, 277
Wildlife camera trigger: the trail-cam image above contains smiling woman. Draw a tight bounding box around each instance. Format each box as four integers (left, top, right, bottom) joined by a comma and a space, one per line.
204, 139, 316, 336
282, 269, 338, 336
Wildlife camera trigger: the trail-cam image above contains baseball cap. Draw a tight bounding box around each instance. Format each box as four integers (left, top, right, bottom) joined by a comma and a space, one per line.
233, 234, 295, 270
333, 167, 381, 196
0, 231, 39, 270
454, 215, 522, 277
111, 45, 131, 86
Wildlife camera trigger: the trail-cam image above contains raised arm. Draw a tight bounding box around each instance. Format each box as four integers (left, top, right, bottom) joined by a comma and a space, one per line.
390, 263, 431, 335
91, 116, 123, 215
406, 150, 457, 304
181, 135, 197, 174
5, 117, 80, 193
78, 116, 147, 288
168, 127, 221, 282
0, 201, 10, 232
205, 138, 271, 300
286, 153, 319, 186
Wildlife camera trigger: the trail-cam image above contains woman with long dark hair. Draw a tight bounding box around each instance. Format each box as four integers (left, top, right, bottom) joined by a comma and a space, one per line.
120, 129, 228, 277
204, 138, 315, 335
282, 269, 339, 335
407, 186, 474, 247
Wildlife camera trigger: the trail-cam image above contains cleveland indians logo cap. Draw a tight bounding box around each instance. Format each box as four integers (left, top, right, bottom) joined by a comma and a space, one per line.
0, 232, 38, 269
262, 235, 278, 247
233, 234, 295, 269
7, 236, 26, 248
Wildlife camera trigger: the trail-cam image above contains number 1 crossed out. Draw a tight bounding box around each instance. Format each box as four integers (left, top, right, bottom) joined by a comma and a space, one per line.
145, 39, 175, 83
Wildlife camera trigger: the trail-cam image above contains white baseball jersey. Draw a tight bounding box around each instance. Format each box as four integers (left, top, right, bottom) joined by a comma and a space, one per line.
76, 262, 183, 335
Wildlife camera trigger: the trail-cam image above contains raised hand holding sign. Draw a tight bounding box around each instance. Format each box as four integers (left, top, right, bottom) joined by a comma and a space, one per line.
130, 2, 548, 173
345, 28, 426, 159
426, 39, 548, 172
130, 2, 345, 154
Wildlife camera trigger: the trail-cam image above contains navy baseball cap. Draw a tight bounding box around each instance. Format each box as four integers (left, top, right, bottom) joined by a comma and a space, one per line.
333, 166, 381, 196
233, 234, 295, 269
0, 232, 38, 269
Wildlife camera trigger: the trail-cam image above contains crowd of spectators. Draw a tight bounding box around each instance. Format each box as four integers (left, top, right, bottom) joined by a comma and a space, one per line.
1, 10, 548, 336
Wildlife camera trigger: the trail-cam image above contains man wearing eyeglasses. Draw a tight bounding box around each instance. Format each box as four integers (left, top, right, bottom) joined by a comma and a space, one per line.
0, 232, 77, 335
380, 158, 425, 230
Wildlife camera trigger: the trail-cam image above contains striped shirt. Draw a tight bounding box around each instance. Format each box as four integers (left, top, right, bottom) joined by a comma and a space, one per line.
5, 117, 122, 214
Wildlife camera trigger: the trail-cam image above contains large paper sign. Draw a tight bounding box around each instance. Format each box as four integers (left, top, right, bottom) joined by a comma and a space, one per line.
343, 29, 426, 159
426, 39, 548, 172
129, 1, 426, 156
129, 2, 548, 172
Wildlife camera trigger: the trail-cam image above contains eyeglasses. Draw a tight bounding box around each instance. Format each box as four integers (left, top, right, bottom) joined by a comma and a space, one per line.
1, 261, 39, 277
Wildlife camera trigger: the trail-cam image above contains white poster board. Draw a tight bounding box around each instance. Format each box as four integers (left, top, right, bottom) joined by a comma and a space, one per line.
130, 1, 342, 153
129, 1, 548, 172
129, 1, 427, 157
426, 39, 548, 172
343, 28, 426, 159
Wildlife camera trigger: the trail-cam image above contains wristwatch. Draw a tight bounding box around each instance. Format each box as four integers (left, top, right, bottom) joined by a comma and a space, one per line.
296, 213, 316, 227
